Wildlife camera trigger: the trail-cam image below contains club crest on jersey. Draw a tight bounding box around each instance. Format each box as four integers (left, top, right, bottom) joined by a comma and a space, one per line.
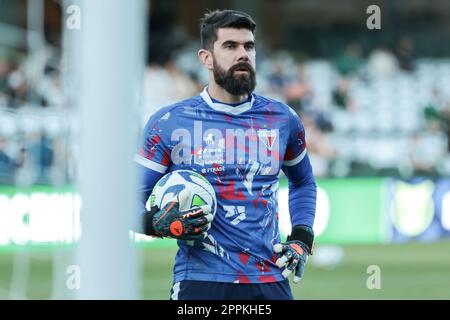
257, 129, 277, 151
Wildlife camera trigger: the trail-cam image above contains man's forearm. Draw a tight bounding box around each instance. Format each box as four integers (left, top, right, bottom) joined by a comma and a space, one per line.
288, 178, 316, 228
283, 153, 317, 228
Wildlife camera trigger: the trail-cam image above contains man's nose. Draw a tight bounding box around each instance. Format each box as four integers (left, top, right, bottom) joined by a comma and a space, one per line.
236, 45, 250, 62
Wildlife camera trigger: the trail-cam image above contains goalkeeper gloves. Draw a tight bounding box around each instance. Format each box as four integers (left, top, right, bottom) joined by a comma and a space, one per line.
273, 225, 314, 284
143, 190, 213, 241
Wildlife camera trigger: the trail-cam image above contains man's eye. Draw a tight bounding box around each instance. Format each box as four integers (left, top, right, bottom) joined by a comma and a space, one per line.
245, 44, 255, 50
225, 44, 235, 49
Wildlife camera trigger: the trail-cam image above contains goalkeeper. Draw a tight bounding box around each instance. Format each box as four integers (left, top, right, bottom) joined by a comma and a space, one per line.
135, 9, 316, 300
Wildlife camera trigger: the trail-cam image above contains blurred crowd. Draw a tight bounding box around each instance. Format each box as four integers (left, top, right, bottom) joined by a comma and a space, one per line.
0, 48, 64, 109
142, 37, 450, 178
1, 37, 450, 185
0, 47, 72, 185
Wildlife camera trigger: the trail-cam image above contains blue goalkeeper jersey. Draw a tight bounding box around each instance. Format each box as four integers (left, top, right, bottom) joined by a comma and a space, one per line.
135, 87, 316, 284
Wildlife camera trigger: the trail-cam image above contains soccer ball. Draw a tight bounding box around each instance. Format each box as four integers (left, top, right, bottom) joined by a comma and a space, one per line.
149, 169, 217, 217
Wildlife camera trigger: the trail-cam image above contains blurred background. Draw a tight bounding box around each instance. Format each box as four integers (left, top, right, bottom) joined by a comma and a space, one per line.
0, 0, 450, 299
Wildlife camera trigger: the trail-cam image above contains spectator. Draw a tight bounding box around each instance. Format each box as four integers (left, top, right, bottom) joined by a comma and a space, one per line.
302, 113, 337, 177
0, 136, 16, 184
367, 45, 399, 78
408, 132, 439, 177
267, 61, 290, 97
283, 63, 312, 114
332, 76, 354, 111
27, 131, 54, 184
335, 42, 363, 76
423, 89, 446, 131
14, 147, 37, 186
437, 102, 450, 152
395, 37, 415, 72
142, 60, 197, 121
0, 58, 10, 104
6, 63, 28, 108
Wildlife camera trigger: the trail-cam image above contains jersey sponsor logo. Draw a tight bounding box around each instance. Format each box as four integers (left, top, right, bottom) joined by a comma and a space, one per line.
171, 121, 279, 174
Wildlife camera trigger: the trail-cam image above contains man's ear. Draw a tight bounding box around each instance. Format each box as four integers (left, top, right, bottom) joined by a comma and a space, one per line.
198, 49, 213, 71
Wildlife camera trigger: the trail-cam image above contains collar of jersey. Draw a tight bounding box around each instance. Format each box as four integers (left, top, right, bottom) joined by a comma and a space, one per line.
200, 87, 255, 115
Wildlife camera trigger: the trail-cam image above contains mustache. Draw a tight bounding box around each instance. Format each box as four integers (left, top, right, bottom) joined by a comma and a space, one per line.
229, 62, 254, 73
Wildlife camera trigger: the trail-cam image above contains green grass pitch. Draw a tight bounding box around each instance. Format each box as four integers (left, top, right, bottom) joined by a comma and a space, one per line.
1, 240, 449, 299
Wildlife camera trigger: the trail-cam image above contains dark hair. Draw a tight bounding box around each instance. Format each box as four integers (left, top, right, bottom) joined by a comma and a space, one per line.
200, 9, 256, 50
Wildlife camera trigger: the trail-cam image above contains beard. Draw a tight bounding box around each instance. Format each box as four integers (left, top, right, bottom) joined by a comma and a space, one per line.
212, 57, 256, 96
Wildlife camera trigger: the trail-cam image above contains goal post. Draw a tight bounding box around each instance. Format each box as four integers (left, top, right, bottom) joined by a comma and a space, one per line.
74, 0, 147, 299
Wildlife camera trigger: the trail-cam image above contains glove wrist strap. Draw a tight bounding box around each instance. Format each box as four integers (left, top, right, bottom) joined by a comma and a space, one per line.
287, 225, 314, 255
143, 206, 161, 237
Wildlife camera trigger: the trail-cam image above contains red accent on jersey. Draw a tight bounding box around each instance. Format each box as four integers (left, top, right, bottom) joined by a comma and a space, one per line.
271, 253, 278, 264
161, 149, 170, 166
239, 252, 250, 266
259, 275, 277, 283
236, 271, 252, 284
284, 146, 296, 161
253, 192, 269, 208
256, 259, 272, 273
146, 135, 161, 160
218, 180, 246, 200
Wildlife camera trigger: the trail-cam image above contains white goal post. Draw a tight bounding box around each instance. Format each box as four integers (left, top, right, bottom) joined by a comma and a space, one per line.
74, 0, 147, 299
